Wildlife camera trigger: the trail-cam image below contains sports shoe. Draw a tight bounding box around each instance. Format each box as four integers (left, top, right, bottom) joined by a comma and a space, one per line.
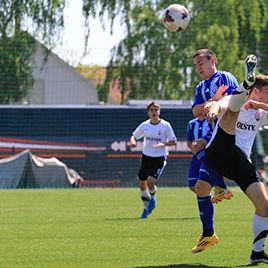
244, 54, 257, 89
140, 208, 149, 219
192, 234, 219, 253
148, 197, 156, 213
249, 250, 268, 264
211, 186, 233, 204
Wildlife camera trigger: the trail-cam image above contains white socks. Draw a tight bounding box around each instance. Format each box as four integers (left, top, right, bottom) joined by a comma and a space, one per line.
141, 188, 151, 209
149, 185, 157, 199
252, 214, 268, 252
228, 84, 248, 112
141, 186, 157, 209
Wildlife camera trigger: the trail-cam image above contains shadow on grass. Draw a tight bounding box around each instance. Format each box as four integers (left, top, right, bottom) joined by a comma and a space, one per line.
156, 217, 199, 221
131, 263, 255, 268
103, 217, 199, 221
103, 218, 141, 221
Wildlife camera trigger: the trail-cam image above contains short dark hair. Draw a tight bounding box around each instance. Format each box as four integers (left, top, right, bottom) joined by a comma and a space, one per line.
252, 74, 268, 89
193, 49, 218, 64
248, 74, 268, 95
147, 101, 160, 111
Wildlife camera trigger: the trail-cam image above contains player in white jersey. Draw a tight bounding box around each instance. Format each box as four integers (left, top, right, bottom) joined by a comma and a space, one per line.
206, 92, 268, 160
130, 102, 177, 219
192, 56, 268, 264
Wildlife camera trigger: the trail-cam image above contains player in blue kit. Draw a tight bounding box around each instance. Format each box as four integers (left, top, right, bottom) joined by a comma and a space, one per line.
191, 49, 238, 202
192, 49, 239, 119
187, 115, 233, 200
187, 116, 214, 192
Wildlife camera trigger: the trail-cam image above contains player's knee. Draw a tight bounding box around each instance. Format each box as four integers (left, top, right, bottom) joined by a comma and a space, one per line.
139, 180, 147, 190
194, 180, 211, 197
194, 182, 203, 195
147, 176, 156, 188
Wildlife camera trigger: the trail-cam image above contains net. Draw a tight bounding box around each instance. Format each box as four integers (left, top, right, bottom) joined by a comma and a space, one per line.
0, 105, 194, 187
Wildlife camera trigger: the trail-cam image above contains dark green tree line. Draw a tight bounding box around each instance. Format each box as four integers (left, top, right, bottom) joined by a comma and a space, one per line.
0, 1, 267, 104
83, 0, 268, 103
0, 0, 65, 104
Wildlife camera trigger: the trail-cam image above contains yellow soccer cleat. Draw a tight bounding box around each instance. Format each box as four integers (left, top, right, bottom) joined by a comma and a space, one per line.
192, 234, 219, 254
211, 186, 233, 204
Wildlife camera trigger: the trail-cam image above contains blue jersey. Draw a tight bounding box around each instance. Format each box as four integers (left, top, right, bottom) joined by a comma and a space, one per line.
187, 118, 215, 143
192, 71, 239, 108
187, 70, 237, 188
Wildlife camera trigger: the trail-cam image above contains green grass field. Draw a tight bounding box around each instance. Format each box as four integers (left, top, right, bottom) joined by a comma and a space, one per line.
0, 187, 266, 268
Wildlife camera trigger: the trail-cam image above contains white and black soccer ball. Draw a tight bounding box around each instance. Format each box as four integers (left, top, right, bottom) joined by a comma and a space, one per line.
162, 4, 190, 32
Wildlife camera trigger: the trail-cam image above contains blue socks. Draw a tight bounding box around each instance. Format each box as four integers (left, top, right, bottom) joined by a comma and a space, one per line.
197, 195, 214, 237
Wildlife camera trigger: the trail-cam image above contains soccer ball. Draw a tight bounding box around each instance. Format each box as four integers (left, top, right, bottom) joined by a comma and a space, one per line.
162, 4, 190, 32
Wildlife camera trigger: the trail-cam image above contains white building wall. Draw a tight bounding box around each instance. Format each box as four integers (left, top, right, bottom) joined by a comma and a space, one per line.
30, 43, 99, 105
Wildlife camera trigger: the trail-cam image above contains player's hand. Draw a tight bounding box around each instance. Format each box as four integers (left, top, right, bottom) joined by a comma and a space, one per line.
204, 101, 217, 114
212, 85, 228, 101
129, 141, 137, 148
205, 102, 220, 123
153, 143, 164, 148
244, 99, 260, 110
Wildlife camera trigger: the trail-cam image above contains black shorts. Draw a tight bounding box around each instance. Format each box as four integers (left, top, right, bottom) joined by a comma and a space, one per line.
138, 154, 167, 181
205, 126, 261, 192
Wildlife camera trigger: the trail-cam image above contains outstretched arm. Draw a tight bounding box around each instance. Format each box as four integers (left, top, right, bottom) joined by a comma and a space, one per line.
244, 99, 268, 112
204, 101, 221, 123
192, 85, 229, 117
153, 140, 177, 148
204, 95, 230, 123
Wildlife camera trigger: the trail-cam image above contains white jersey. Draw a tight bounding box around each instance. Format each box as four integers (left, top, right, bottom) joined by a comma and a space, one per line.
207, 95, 268, 159
132, 119, 177, 157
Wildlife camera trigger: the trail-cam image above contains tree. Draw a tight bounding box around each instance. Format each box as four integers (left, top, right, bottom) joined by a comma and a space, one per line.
76, 64, 110, 102
235, 0, 268, 73
82, 0, 268, 103
0, 0, 65, 104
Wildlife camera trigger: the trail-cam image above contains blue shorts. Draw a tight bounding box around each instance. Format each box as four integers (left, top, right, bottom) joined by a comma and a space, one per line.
188, 155, 201, 187
198, 161, 225, 187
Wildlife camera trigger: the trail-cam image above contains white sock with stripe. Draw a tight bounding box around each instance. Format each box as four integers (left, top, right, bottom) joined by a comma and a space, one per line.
252, 214, 268, 252
149, 185, 157, 199
141, 188, 151, 210
228, 84, 248, 112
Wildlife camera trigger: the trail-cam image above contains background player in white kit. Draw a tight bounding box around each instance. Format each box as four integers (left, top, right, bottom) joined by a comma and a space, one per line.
129, 102, 177, 219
